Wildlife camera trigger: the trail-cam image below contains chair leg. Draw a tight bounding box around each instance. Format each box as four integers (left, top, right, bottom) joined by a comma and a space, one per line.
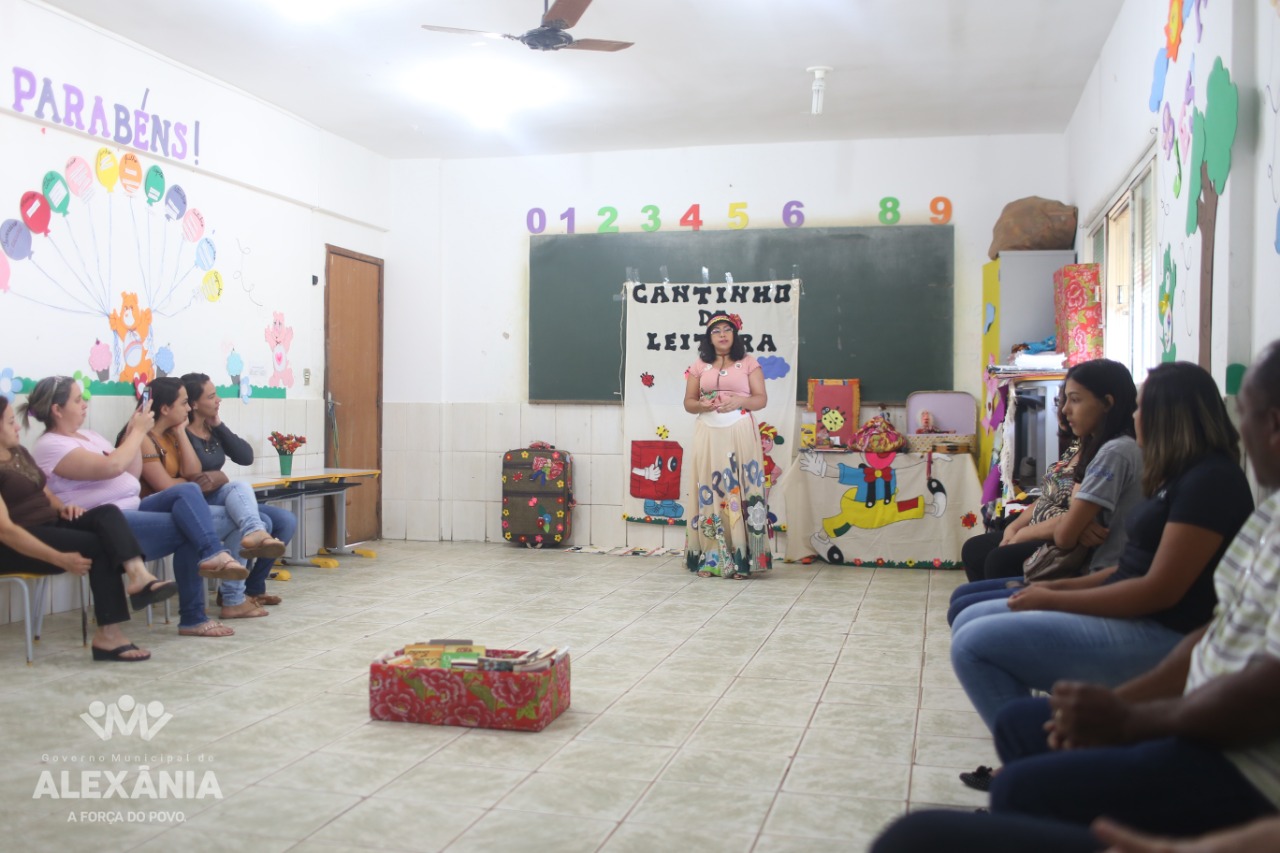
14, 580, 34, 665
31, 576, 48, 641
80, 575, 90, 647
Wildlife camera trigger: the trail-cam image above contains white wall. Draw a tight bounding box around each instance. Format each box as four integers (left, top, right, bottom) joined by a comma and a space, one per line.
0, 0, 392, 623
1065, 0, 1278, 376
379, 134, 1067, 544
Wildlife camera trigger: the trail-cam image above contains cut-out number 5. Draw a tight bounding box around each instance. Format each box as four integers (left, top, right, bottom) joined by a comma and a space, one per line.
728, 202, 748, 230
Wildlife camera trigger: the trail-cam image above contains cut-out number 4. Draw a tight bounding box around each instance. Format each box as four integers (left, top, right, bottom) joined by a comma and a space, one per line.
680, 204, 703, 231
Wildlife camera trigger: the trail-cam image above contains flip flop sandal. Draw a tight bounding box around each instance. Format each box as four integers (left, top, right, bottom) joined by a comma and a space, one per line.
128, 579, 179, 611
959, 765, 995, 792
92, 643, 151, 662
250, 593, 282, 606
220, 603, 269, 619
198, 554, 249, 581
240, 536, 286, 560
178, 620, 235, 637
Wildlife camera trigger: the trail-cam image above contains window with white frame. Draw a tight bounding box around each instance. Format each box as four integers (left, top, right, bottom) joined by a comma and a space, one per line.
1088, 162, 1157, 380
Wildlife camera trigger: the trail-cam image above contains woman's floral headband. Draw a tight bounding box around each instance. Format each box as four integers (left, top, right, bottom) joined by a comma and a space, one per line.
705, 312, 743, 331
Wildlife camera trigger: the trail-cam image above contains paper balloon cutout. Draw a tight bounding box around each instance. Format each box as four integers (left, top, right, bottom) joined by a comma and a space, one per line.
95, 148, 119, 192
144, 165, 165, 205
19, 192, 51, 236
195, 237, 216, 270
0, 250, 8, 293
65, 156, 95, 201
119, 153, 143, 195
163, 185, 187, 221
41, 172, 70, 216
0, 219, 32, 260
201, 269, 223, 302
182, 208, 205, 242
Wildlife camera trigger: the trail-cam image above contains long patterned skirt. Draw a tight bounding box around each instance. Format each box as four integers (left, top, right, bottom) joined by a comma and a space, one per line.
684, 413, 773, 577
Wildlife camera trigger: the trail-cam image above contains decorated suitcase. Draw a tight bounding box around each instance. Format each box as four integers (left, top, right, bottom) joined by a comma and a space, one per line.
501, 444, 573, 546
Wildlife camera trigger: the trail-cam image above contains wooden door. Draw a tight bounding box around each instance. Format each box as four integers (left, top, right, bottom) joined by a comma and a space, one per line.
325, 246, 383, 544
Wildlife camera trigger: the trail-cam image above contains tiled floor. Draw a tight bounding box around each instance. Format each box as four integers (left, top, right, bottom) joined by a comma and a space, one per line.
0, 542, 991, 852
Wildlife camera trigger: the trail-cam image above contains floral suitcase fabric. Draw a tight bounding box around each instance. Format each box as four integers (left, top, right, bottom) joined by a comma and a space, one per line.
1054, 264, 1103, 367
369, 649, 571, 732
501, 447, 573, 546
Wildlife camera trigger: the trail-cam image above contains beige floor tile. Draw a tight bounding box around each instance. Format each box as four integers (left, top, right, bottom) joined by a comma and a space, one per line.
0, 539, 977, 850
446, 809, 616, 853
660, 748, 791, 790
627, 780, 777, 835
764, 792, 905, 845
913, 734, 999, 769
540, 739, 675, 780
308, 797, 483, 851
600, 822, 757, 852
783, 755, 910, 800
375, 761, 528, 806
908, 763, 991, 808
497, 770, 649, 819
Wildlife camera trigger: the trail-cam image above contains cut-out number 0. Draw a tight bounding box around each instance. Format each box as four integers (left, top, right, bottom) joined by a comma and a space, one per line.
526, 208, 546, 234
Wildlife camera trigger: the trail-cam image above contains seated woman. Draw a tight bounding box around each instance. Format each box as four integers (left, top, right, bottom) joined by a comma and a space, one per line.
950, 362, 1255, 731
24, 375, 247, 638
139, 378, 283, 620
949, 359, 1145, 624
961, 405, 1078, 583
0, 396, 175, 661
182, 372, 295, 609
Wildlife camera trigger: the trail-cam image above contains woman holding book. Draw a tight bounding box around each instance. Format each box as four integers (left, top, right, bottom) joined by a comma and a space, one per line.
682, 310, 772, 578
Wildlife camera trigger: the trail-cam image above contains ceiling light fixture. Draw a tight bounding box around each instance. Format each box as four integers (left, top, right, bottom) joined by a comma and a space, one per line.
807, 66, 833, 116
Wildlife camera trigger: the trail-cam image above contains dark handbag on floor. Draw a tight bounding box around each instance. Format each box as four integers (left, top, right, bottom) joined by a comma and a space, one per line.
1022, 542, 1092, 583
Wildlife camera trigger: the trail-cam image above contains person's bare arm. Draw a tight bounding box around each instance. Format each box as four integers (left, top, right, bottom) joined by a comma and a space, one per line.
51, 407, 154, 481
0, 494, 91, 574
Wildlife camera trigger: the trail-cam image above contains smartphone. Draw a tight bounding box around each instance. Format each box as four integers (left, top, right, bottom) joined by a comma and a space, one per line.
137, 387, 151, 412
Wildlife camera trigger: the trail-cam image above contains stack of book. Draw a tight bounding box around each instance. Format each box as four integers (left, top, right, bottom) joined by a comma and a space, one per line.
386, 639, 485, 669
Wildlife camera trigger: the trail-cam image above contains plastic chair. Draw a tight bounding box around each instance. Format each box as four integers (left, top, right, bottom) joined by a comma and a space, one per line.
0, 573, 90, 665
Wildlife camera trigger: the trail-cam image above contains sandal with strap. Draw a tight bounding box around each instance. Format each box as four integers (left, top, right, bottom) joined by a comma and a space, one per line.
240, 534, 287, 560
220, 600, 269, 619
178, 620, 235, 637
91, 643, 151, 662
198, 553, 249, 581
959, 765, 996, 792
128, 579, 179, 611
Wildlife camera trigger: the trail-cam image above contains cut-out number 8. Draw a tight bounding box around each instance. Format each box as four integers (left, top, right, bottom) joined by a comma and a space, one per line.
878, 197, 900, 225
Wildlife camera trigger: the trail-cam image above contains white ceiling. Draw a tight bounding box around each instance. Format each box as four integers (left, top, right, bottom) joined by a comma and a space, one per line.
40, 0, 1126, 160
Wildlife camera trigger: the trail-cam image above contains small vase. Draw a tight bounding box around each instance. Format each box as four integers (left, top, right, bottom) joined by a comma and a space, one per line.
278, 453, 293, 477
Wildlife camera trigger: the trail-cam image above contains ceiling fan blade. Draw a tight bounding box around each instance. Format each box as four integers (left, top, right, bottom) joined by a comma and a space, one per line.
420, 24, 508, 40
543, 0, 593, 29
563, 38, 633, 52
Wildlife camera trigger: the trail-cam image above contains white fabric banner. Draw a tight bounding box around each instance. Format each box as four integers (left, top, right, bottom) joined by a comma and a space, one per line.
622, 280, 799, 527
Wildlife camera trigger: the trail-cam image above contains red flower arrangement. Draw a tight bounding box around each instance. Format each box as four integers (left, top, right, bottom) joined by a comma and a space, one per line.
268, 431, 306, 455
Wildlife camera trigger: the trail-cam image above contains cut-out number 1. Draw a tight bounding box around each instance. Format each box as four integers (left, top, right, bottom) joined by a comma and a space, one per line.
559, 207, 575, 233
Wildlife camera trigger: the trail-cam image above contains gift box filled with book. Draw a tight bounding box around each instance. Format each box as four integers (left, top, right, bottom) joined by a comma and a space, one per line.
369, 645, 571, 732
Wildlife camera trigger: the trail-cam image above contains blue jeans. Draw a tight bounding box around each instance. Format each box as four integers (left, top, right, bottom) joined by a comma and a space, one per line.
948, 577, 1022, 625
217, 504, 296, 605
949, 599, 1185, 730
205, 481, 267, 538
990, 700, 1277, 836
124, 484, 236, 629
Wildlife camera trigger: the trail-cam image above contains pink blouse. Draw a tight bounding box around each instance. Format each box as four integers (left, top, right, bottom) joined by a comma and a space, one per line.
686, 355, 760, 402
33, 430, 143, 511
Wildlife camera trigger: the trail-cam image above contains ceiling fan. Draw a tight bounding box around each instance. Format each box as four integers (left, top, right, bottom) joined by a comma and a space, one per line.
422, 0, 633, 53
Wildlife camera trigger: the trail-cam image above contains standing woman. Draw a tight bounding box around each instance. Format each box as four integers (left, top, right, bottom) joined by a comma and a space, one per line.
139, 377, 281, 620
0, 396, 175, 661
683, 311, 772, 578
949, 361, 1254, 731
183, 372, 295, 608
25, 375, 247, 639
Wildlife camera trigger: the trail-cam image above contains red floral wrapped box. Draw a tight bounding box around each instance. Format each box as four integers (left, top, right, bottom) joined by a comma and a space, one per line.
369, 649, 571, 732
1053, 264, 1103, 367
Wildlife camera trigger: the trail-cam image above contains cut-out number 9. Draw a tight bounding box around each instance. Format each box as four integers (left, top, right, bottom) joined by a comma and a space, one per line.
930, 196, 952, 224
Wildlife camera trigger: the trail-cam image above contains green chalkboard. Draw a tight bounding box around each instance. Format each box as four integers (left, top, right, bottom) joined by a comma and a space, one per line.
528, 226, 954, 403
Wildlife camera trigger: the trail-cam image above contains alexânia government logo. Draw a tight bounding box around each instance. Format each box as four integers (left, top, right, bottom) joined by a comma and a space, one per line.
33, 695, 220, 824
